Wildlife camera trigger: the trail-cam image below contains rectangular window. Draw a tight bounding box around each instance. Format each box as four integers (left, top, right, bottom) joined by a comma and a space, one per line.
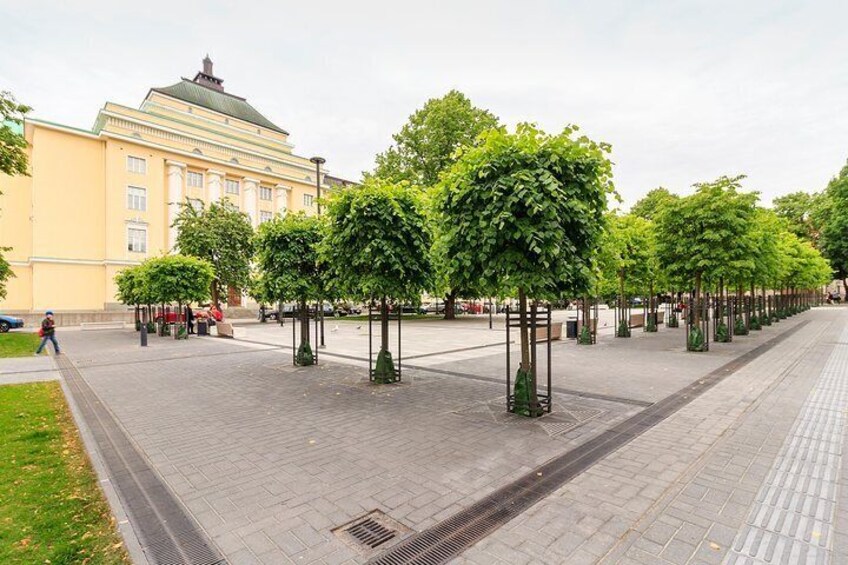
260, 186, 273, 201
260, 210, 273, 224
127, 227, 147, 253
127, 186, 146, 211
127, 156, 147, 174
187, 171, 203, 188
303, 194, 314, 207
225, 179, 240, 194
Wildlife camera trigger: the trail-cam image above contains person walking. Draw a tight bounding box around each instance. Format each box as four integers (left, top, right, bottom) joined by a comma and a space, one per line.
35, 311, 61, 355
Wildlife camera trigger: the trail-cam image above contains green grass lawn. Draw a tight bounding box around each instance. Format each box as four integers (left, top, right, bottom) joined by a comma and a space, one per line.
0, 333, 41, 358
0, 382, 129, 564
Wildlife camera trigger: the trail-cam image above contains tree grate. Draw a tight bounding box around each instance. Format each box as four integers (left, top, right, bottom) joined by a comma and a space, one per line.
335, 510, 412, 556
368, 321, 809, 565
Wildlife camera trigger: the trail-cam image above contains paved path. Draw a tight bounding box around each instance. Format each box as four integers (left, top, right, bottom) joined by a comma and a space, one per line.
54, 306, 847, 564
0, 354, 59, 385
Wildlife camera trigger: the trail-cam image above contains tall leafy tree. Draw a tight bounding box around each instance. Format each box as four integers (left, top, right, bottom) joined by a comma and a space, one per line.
747, 209, 784, 327
597, 213, 655, 336
0, 91, 31, 300
373, 90, 500, 318
656, 176, 757, 350
436, 124, 613, 416
0, 91, 30, 178
630, 187, 679, 222
173, 201, 254, 308
322, 179, 432, 382
818, 162, 848, 295
254, 213, 324, 365
772, 191, 823, 244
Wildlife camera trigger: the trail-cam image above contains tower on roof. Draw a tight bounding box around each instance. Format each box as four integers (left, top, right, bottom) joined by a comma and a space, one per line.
193, 55, 224, 92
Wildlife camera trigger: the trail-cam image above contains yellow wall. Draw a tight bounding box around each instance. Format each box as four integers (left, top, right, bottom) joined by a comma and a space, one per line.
0, 85, 332, 312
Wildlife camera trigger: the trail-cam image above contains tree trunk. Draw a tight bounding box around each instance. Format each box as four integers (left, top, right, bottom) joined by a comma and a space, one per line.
299, 297, 310, 346
381, 296, 389, 353
582, 294, 591, 329
518, 289, 530, 372
842, 277, 847, 298
443, 290, 457, 320
211, 281, 220, 309
693, 272, 702, 325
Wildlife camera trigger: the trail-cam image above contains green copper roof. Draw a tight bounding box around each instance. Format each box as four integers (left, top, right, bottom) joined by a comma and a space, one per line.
151, 79, 288, 135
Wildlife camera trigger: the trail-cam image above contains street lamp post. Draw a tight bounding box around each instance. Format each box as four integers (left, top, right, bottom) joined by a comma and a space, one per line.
310, 156, 326, 348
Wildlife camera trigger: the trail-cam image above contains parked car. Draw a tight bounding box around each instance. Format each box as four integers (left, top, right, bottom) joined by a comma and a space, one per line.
0, 314, 25, 332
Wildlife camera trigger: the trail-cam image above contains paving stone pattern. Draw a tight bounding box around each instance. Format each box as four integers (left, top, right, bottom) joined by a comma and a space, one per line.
724, 324, 848, 564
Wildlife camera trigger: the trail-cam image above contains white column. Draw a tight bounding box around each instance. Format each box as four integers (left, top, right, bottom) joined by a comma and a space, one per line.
243, 177, 259, 227
166, 160, 186, 251
207, 169, 224, 202
275, 184, 291, 216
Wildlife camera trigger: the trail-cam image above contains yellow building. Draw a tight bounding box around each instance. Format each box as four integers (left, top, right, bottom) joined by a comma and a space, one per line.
0, 57, 345, 313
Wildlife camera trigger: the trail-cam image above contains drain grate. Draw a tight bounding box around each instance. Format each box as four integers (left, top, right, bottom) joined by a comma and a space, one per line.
335, 510, 412, 556
368, 321, 810, 565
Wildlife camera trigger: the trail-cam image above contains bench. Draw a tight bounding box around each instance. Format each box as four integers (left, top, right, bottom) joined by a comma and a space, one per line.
534, 321, 563, 341
216, 322, 234, 338
81, 321, 126, 331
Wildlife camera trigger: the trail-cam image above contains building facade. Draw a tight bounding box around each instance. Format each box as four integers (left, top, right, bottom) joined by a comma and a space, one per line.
0, 57, 339, 313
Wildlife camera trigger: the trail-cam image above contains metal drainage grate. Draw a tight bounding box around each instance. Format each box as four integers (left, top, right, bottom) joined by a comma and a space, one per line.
368, 321, 810, 565
335, 511, 412, 556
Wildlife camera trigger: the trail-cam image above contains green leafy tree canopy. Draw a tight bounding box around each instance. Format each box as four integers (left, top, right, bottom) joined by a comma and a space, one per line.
372, 90, 500, 187
173, 201, 254, 306
143, 255, 215, 306
254, 213, 324, 302
630, 187, 679, 221
0, 91, 30, 178
321, 178, 432, 302
435, 123, 614, 299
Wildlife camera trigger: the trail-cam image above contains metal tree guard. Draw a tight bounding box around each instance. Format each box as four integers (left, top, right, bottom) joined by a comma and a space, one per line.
614, 296, 631, 338
505, 303, 552, 415
368, 301, 402, 383
685, 291, 711, 352
291, 303, 319, 366
576, 297, 598, 344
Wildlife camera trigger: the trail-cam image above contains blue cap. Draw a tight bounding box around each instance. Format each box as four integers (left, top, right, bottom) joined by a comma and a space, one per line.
45, 310, 53, 315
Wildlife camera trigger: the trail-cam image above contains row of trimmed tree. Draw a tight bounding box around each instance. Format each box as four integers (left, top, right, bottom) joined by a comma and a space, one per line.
115, 255, 214, 338
596, 177, 832, 350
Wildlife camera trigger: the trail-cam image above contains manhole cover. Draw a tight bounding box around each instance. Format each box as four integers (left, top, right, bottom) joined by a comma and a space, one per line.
334, 510, 412, 556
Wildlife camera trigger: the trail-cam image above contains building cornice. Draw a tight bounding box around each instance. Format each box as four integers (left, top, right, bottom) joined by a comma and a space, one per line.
140, 99, 296, 150
27, 118, 101, 140
98, 109, 317, 175
100, 130, 330, 188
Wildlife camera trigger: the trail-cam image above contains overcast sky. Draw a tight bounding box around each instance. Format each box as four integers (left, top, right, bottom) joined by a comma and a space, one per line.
2, 0, 847, 207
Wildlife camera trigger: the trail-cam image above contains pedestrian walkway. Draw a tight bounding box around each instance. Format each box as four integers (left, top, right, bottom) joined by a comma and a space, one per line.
0, 354, 59, 385
52, 307, 846, 564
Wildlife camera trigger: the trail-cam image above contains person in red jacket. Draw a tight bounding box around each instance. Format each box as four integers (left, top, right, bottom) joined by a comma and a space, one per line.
35, 311, 61, 355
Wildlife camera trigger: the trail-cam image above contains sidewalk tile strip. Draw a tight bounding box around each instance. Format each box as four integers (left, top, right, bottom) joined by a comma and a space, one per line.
725, 324, 848, 564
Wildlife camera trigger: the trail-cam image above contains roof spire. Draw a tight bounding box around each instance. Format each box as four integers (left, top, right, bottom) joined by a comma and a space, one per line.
193, 55, 224, 92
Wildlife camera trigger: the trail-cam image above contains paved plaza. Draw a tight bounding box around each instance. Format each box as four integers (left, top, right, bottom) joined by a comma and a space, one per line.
34, 306, 848, 564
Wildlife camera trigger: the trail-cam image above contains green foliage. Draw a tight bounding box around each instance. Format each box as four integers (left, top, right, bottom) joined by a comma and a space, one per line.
114, 265, 152, 306
687, 326, 706, 351
0, 248, 13, 301
597, 213, 656, 298
656, 175, 758, 290
578, 325, 593, 345
748, 209, 784, 287
373, 349, 398, 383
322, 178, 432, 302
715, 321, 730, 342
142, 255, 215, 306
772, 191, 823, 244
173, 201, 254, 305
435, 123, 614, 300
734, 316, 749, 335
631, 187, 679, 221
0, 91, 31, 178
296, 342, 315, 366
372, 90, 500, 187
617, 319, 631, 338
254, 213, 324, 302
819, 162, 848, 282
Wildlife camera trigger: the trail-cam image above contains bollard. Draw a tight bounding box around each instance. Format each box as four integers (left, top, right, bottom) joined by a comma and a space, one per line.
140, 323, 148, 347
